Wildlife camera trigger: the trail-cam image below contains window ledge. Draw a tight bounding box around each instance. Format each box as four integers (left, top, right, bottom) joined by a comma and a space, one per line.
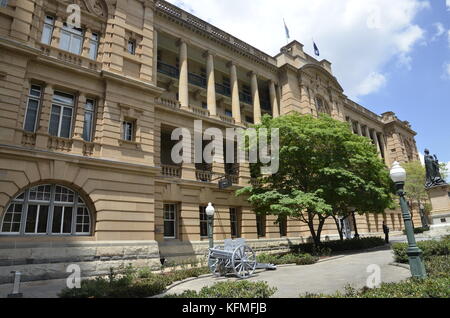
118, 139, 141, 149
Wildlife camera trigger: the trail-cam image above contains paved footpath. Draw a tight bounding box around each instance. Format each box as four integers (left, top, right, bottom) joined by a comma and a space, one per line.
0, 245, 413, 298
161, 248, 411, 298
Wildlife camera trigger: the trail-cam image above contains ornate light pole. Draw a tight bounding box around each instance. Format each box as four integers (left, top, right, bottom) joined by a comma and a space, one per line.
390, 162, 427, 279
206, 202, 215, 249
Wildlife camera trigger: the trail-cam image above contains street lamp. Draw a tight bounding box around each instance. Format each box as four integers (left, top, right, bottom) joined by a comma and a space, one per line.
390, 161, 427, 279
206, 202, 215, 249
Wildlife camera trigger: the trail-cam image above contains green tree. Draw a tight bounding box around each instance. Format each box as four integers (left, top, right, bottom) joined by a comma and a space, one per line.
403, 161, 428, 228
237, 114, 393, 245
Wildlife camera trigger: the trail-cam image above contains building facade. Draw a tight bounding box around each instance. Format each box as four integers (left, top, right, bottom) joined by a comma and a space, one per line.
0, 0, 421, 282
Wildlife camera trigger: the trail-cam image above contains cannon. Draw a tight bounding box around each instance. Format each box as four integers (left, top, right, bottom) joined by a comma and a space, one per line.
207, 238, 276, 279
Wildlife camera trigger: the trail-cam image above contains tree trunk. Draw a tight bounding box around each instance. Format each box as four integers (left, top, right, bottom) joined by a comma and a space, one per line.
332, 215, 344, 241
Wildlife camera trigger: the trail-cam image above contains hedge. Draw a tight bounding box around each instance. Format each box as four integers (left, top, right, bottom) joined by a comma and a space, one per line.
290, 237, 386, 256
59, 266, 210, 298
392, 235, 450, 263
256, 253, 318, 265
165, 281, 277, 298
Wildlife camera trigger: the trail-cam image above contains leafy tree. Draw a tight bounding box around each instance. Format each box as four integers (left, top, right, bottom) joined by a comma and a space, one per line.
237, 114, 393, 245
403, 161, 428, 228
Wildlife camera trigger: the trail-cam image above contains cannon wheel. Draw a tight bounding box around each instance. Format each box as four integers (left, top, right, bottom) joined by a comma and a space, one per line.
231, 245, 256, 279
207, 249, 222, 277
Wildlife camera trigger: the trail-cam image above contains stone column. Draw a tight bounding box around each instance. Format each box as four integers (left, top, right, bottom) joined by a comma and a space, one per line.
228, 62, 241, 124
240, 206, 257, 239
250, 72, 262, 124
72, 93, 86, 155
372, 130, 382, 157
140, 5, 154, 82
378, 133, 387, 160
153, 29, 158, 85
178, 40, 189, 109
356, 122, 363, 136
205, 51, 217, 117
10, 0, 34, 42
269, 80, 279, 118
50, 17, 63, 48
365, 126, 371, 141
347, 117, 354, 133
35, 84, 54, 149
81, 29, 92, 59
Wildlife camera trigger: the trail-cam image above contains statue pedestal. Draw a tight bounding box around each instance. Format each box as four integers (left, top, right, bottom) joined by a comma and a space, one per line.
427, 184, 450, 229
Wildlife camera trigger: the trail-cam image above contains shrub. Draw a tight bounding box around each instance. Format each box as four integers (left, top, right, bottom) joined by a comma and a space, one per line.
256, 253, 318, 265
402, 226, 430, 235
291, 237, 386, 255
59, 266, 209, 298
166, 281, 277, 298
392, 236, 450, 263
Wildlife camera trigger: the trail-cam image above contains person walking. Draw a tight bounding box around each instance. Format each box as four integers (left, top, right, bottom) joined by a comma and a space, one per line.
383, 221, 390, 244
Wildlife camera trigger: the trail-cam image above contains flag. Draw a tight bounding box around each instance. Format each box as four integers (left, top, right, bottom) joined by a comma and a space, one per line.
313, 41, 320, 56
283, 19, 290, 40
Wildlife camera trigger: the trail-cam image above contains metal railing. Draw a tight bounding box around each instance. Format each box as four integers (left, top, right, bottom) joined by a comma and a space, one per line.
157, 61, 179, 78
240, 92, 252, 105
215, 83, 231, 97
188, 73, 206, 88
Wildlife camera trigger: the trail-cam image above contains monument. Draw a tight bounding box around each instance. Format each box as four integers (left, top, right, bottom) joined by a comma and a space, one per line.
424, 149, 450, 229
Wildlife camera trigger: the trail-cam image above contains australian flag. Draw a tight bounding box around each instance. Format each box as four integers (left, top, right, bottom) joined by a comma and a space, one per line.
313, 42, 320, 56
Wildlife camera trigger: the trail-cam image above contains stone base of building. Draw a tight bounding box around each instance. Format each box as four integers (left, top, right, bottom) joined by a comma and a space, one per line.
427, 184, 450, 227
0, 232, 396, 284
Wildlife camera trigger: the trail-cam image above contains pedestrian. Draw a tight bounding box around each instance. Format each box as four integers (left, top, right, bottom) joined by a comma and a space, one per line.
383, 221, 390, 244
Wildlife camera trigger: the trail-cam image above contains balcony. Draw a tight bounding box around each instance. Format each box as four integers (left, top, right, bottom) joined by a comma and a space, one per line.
215, 83, 231, 97
157, 61, 179, 78
161, 164, 182, 178
188, 73, 206, 88
240, 92, 252, 105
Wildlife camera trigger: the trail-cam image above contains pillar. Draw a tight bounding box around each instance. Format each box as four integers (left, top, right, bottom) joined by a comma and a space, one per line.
356, 122, 363, 136
205, 51, 217, 117
250, 72, 262, 124
372, 130, 382, 157
228, 62, 241, 124
269, 80, 279, 118
178, 40, 189, 109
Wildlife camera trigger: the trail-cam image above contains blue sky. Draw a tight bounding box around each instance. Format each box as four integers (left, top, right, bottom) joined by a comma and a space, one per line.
168, 0, 450, 170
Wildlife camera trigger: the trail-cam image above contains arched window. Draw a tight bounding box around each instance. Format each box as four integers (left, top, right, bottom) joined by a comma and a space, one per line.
1, 184, 91, 236
315, 96, 331, 115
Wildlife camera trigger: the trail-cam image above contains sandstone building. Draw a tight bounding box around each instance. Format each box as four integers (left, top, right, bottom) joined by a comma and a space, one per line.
0, 0, 421, 282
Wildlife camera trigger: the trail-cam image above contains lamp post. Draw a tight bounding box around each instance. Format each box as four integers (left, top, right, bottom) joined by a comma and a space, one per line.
390, 162, 427, 279
206, 202, 215, 249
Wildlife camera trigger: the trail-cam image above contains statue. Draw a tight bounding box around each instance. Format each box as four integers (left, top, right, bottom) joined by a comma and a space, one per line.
424, 149, 447, 188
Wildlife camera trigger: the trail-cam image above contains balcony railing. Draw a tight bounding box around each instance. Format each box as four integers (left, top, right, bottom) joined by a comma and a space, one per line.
215, 83, 231, 97
240, 92, 252, 104
157, 61, 179, 78
188, 73, 206, 88
162, 164, 182, 178
196, 170, 212, 182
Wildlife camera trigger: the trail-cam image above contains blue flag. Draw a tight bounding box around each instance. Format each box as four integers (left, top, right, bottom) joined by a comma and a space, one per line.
313, 42, 320, 56
283, 19, 290, 40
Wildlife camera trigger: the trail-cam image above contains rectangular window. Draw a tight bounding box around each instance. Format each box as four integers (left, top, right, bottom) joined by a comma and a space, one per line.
82, 99, 95, 142
49, 91, 74, 138
41, 15, 54, 44
0, 0, 9, 8
127, 40, 136, 55
225, 109, 232, 117
76, 207, 90, 234
223, 76, 230, 88
24, 85, 42, 132
199, 206, 208, 238
52, 206, 73, 234
279, 216, 288, 237
163, 204, 177, 238
122, 120, 134, 141
25, 204, 49, 234
230, 208, 239, 238
89, 32, 99, 60
256, 214, 266, 237
245, 116, 254, 124
60, 23, 84, 54
242, 84, 251, 95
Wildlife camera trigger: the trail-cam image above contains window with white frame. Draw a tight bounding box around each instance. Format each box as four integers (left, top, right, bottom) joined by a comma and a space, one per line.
49, 91, 74, 138
82, 99, 95, 142
60, 23, 84, 55
163, 203, 177, 238
199, 206, 208, 237
24, 85, 42, 132
230, 208, 239, 238
89, 32, 99, 60
122, 120, 134, 141
1, 184, 91, 236
41, 15, 54, 44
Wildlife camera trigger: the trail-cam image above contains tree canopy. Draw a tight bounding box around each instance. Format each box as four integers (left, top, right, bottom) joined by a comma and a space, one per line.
237, 114, 393, 244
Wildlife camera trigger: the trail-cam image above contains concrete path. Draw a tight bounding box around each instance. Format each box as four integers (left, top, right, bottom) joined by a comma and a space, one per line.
161, 248, 411, 298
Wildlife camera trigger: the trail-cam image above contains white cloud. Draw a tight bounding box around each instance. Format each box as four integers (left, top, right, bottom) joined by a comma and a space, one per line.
443, 62, 450, 79
168, 0, 429, 99
447, 0, 450, 10
431, 22, 445, 41
419, 152, 425, 165
448, 30, 450, 48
